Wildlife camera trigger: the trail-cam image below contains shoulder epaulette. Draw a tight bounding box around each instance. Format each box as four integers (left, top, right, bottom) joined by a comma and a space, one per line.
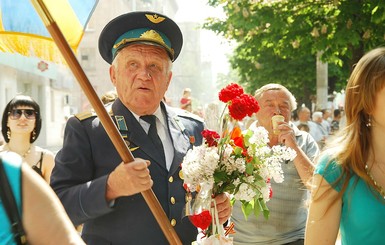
176, 109, 204, 122
75, 111, 97, 121
75, 104, 114, 121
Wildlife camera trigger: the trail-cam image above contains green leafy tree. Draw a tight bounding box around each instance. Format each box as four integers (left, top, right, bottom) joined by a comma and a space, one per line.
204, 0, 385, 106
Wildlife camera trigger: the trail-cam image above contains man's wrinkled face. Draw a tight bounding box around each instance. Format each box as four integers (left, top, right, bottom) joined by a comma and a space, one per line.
110, 44, 172, 115
256, 90, 292, 133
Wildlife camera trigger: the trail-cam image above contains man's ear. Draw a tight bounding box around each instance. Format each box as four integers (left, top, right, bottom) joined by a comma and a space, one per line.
166, 71, 172, 89
109, 65, 117, 86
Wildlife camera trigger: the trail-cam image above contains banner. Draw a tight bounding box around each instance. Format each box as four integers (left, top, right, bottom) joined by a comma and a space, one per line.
0, 0, 98, 62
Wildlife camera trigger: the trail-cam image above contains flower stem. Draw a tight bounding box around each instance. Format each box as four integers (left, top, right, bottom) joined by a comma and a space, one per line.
219, 104, 229, 137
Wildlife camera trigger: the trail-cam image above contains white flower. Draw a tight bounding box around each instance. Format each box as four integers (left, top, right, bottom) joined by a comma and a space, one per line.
225, 156, 246, 173
182, 145, 219, 191
272, 145, 297, 162
260, 183, 271, 202
248, 125, 270, 145
233, 181, 256, 202
181, 124, 297, 221
221, 144, 234, 165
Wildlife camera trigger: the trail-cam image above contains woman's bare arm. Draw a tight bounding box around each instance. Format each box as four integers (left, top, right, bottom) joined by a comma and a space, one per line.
22, 164, 85, 245
305, 174, 341, 245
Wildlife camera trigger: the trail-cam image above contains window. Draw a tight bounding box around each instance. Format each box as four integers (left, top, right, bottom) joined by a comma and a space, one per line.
79, 48, 96, 70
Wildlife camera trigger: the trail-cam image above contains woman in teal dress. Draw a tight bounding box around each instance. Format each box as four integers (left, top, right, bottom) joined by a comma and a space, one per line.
0, 152, 85, 244
305, 47, 385, 245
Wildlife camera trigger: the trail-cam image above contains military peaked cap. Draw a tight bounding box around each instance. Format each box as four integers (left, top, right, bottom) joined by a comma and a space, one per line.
98, 11, 183, 64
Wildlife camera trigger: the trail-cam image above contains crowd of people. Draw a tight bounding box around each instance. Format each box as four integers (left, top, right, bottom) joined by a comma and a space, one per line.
292, 107, 344, 149
1, 10, 384, 245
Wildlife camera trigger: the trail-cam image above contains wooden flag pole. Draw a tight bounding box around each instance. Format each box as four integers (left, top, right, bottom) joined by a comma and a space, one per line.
30, 0, 182, 244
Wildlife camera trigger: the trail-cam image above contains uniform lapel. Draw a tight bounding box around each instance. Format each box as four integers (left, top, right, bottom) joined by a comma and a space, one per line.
164, 105, 192, 175
112, 99, 167, 170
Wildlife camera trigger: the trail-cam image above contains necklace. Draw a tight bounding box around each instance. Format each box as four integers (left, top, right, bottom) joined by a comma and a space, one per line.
5, 144, 31, 159
21, 145, 31, 158
365, 164, 385, 199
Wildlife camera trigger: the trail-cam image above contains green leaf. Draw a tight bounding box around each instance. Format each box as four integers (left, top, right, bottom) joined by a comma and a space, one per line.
223, 183, 236, 193
230, 198, 236, 206
241, 201, 253, 221
204, 0, 385, 107
256, 198, 270, 220
253, 203, 261, 218
213, 170, 228, 181
254, 181, 265, 189
234, 146, 243, 155
245, 162, 254, 175
263, 209, 270, 220
244, 129, 253, 137
371, 6, 378, 15
259, 198, 269, 210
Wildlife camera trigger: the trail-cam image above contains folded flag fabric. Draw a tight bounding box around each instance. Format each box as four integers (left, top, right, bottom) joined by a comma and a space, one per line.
0, 0, 98, 62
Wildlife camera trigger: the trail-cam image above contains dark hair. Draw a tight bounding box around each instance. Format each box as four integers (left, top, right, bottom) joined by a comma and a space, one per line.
1, 95, 42, 143
333, 108, 341, 118
297, 123, 310, 132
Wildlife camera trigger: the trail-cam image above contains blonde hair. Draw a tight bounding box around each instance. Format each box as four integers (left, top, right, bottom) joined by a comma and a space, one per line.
319, 47, 385, 203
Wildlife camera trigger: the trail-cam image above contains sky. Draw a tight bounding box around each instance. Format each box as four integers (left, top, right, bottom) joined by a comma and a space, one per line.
175, 0, 225, 22
175, 0, 234, 75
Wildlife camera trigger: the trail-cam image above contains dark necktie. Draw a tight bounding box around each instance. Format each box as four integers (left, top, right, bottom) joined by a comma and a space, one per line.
140, 115, 166, 165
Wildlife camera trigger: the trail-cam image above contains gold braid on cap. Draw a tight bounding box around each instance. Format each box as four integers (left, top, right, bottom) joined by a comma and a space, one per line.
145, 14, 165, 23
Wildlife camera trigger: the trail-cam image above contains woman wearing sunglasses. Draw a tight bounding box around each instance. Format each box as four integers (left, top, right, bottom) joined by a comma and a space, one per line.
0, 95, 54, 183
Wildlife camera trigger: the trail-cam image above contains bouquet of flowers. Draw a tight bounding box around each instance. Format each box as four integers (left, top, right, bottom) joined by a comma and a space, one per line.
182, 83, 297, 244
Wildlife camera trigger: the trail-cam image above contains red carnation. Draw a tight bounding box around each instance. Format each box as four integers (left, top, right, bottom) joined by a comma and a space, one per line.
201, 129, 220, 147
218, 83, 244, 103
189, 210, 212, 230
248, 95, 260, 115
228, 94, 260, 121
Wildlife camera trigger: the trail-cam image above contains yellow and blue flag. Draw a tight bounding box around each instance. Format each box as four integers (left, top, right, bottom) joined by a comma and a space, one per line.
0, 0, 98, 62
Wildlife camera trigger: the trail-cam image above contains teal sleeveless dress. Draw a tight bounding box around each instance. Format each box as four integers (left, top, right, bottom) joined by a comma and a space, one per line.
0, 152, 23, 245
316, 155, 385, 245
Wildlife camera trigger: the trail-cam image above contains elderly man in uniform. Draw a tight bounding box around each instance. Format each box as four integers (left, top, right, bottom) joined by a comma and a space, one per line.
50, 11, 231, 245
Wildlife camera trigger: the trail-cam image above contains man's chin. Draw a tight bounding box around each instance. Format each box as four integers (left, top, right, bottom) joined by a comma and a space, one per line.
127, 101, 159, 115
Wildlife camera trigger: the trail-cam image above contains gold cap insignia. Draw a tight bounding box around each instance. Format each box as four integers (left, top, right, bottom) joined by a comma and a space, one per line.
140, 30, 166, 45
145, 14, 165, 24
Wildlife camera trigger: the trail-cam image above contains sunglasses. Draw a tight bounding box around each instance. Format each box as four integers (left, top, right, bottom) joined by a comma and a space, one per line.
8, 109, 37, 120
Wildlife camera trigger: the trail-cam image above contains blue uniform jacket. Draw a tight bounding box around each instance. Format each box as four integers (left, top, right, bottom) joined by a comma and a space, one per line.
51, 99, 204, 245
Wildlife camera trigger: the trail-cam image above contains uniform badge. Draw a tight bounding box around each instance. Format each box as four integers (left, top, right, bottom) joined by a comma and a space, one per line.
129, 146, 139, 152
115, 115, 128, 131
145, 14, 165, 24
189, 136, 195, 144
